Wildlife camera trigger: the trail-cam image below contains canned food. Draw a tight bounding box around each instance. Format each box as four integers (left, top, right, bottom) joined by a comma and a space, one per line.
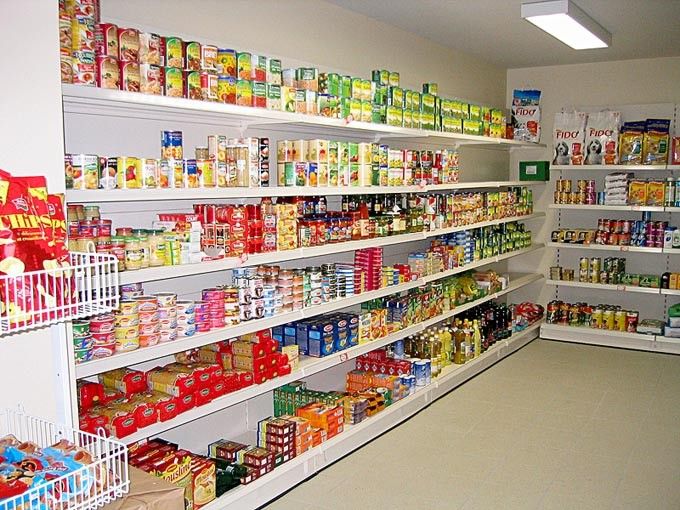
72, 320, 90, 338
602, 309, 615, 330
133, 296, 159, 312
114, 325, 138, 340
114, 313, 139, 328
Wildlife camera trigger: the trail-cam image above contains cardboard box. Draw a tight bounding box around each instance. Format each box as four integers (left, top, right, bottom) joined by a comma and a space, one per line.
103, 467, 185, 510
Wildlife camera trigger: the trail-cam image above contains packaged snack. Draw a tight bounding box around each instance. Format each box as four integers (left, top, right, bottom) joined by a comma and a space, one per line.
672, 137, 680, 165
552, 111, 587, 165
643, 119, 671, 165
512, 89, 541, 143
619, 121, 645, 165
646, 180, 665, 206
584, 110, 620, 165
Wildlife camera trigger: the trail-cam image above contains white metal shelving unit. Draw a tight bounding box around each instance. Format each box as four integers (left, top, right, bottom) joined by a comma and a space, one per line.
551, 164, 675, 171
544, 279, 661, 294
61, 56, 546, 508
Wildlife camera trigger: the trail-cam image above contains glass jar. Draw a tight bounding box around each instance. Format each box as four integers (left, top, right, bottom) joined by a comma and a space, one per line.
148, 230, 166, 267
133, 230, 150, 268
124, 237, 143, 271
110, 236, 126, 271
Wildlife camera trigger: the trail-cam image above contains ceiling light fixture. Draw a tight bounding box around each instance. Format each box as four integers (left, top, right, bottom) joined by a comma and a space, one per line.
521, 0, 611, 50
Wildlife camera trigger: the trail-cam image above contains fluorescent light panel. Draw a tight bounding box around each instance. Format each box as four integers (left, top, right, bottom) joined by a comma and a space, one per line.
521, 0, 611, 50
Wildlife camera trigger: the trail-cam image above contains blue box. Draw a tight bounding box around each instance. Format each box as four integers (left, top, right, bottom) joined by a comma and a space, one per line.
308, 320, 334, 357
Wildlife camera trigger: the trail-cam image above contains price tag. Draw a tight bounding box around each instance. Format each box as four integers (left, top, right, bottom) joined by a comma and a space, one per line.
617, 285, 626, 291
339, 353, 348, 362
620, 246, 629, 252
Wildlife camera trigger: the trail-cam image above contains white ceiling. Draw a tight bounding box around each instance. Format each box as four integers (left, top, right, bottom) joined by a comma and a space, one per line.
326, 0, 680, 68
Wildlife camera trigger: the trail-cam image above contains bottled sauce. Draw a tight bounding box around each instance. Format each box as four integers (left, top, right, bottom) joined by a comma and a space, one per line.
472, 320, 482, 358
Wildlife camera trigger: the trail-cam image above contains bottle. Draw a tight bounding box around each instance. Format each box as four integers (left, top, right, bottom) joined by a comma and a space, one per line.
429, 334, 441, 377
463, 319, 473, 361
662, 272, 671, 289
666, 177, 675, 207
440, 327, 452, 366
472, 320, 482, 358
675, 177, 680, 208
453, 320, 465, 365
341, 195, 349, 213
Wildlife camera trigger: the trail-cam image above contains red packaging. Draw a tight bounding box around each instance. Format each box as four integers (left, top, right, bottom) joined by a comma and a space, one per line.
278, 364, 292, 376
91, 406, 137, 438
194, 386, 213, 407
221, 371, 240, 391
118, 27, 140, 62
119, 60, 140, 92
176, 393, 195, 414
95, 23, 119, 58
211, 380, 228, 398
146, 367, 196, 397
100, 368, 148, 396
78, 381, 105, 411
133, 392, 178, 422
235, 370, 253, 388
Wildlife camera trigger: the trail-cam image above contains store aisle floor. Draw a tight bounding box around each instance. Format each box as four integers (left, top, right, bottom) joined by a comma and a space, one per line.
263, 339, 680, 510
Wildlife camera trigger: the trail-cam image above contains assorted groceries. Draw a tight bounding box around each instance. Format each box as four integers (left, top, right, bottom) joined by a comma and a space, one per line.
554, 175, 680, 207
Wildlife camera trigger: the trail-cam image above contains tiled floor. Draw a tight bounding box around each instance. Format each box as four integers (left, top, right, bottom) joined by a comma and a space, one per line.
262, 339, 680, 510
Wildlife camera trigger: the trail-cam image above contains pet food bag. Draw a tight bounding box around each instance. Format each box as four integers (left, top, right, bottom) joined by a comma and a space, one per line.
553, 111, 587, 165
619, 121, 645, 165
643, 119, 671, 165
511, 89, 541, 143
584, 111, 621, 165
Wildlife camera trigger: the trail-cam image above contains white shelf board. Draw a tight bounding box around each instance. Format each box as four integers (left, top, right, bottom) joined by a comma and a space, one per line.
660, 288, 680, 296
545, 279, 661, 294
78, 249, 543, 378
546, 242, 664, 254
551, 164, 671, 171
113, 273, 541, 444
118, 213, 544, 285
540, 323, 680, 354
66, 181, 543, 204
549, 204, 665, 212
199, 321, 541, 510
62, 85, 544, 149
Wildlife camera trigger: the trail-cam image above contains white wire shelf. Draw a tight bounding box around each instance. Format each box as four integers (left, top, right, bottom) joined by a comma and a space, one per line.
546, 242, 664, 254
551, 164, 673, 171
540, 323, 680, 354
75, 247, 543, 379
0, 407, 129, 509
0, 252, 119, 336
117, 212, 544, 285
62, 84, 545, 150
65, 180, 542, 204
545, 279, 662, 294
110, 273, 541, 444
198, 321, 541, 510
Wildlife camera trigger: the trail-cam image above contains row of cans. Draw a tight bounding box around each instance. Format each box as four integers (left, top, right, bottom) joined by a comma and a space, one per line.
554, 179, 596, 193
546, 301, 640, 332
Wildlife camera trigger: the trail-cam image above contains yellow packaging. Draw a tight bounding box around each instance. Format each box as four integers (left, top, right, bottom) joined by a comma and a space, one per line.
643, 131, 669, 165
191, 459, 216, 509
117, 157, 142, 189
670, 273, 678, 290
646, 180, 664, 206
628, 180, 647, 205
307, 139, 329, 161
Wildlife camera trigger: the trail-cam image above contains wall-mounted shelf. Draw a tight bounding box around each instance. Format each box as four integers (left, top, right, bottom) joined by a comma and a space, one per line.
549, 204, 666, 212
551, 164, 674, 171
546, 242, 665, 254
545, 279, 662, 295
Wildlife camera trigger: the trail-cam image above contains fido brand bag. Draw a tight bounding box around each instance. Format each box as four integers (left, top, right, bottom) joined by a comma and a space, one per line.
584, 111, 621, 165
552, 111, 587, 165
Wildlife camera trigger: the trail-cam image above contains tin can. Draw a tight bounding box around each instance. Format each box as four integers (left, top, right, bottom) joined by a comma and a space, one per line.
626, 311, 639, 332
164, 37, 184, 68
71, 154, 99, 190
602, 309, 615, 330
217, 48, 236, 77
615, 310, 627, 331
95, 55, 120, 89
119, 60, 140, 92
591, 307, 603, 329
200, 71, 218, 101
218, 75, 236, 104
413, 360, 427, 387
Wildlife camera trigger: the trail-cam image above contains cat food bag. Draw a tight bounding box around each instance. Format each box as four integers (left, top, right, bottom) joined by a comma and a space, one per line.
619, 121, 645, 165
584, 111, 621, 165
643, 118, 671, 165
553, 111, 587, 165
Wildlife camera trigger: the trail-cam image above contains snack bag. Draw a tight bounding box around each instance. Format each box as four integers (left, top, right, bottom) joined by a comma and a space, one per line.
511, 89, 541, 143
619, 121, 645, 165
584, 111, 620, 165
553, 111, 587, 165
643, 119, 671, 165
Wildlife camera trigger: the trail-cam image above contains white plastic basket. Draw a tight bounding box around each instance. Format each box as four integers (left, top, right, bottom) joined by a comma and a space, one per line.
0, 252, 119, 335
0, 408, 129, 510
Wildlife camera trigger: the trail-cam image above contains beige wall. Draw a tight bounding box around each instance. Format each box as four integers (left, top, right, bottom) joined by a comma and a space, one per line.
102, 0, 506, 108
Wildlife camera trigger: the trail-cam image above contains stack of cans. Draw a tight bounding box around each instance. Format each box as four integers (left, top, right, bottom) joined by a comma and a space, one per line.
223, 286, 241, 325
176, 300, 196, 337
136, 296, 160, 347
194, 301, 211, 332
292, 269, 305, 311
202, 288, 226, 330
154, 292, 178, 343
354, 248, 383, 292
89, 313, 115, 358
322, 264, 336, 302
306, 267, 323, 306
277, 270, 294, 313
335, 264, 355, 297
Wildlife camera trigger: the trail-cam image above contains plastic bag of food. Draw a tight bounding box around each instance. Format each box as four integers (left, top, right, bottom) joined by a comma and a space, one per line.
553, 111, 587, 165
584, 110, 620, 165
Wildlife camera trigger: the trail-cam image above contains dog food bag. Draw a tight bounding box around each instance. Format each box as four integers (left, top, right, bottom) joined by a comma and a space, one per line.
511, 89, 541, 143
584, 111, 621, 165
553, 111, 587, 165
643, 119, 671, 165
619, 121, 645, 165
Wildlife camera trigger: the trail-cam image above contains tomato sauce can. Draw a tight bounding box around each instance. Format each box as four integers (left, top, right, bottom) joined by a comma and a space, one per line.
217, 75, 236, 104
117, 27, 139, 62
200, 71, 218, 101
140, 63, 162, 95
217, 49, 236, 77
162, 36, 183, 68
119, 60, 140, 92
185, 41, 201, 70
96, 55, 119, 89
94, 22, 118, 58
184, 70, 201, 100
164, 67, 183, 97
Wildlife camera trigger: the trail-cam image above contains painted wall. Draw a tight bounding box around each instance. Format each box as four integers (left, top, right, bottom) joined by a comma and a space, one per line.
0, 1, 69, 422
506, 56, 680, 309
101, 0, 507, 107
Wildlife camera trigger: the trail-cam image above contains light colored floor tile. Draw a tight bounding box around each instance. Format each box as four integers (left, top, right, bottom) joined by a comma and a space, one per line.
262, 340, 680, 510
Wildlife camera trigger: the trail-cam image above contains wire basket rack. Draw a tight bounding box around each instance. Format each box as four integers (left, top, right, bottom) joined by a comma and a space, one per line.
0, 252, 119, 335
0, 408, 129, 509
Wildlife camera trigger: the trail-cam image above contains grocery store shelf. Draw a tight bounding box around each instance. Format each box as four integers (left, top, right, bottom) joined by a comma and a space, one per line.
549, 204, 665, 212
66, 181, 543, 204
660, 288, 680, 296
551, 164, 672, 171
118, 213, 544, 285
113, 272, 541, 444
545, 279, 662, 294
78, 250, 542, 378
200, 322, 541, 510
62, 85, 545, 149
546, 242, 664, 254
540, 323, 680, 354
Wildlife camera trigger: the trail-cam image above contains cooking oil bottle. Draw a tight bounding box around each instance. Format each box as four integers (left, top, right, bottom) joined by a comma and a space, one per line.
453, 319, 466, 365
472, 319, 482, 358
429, 333, 442, 377
439, 326, 452, 366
